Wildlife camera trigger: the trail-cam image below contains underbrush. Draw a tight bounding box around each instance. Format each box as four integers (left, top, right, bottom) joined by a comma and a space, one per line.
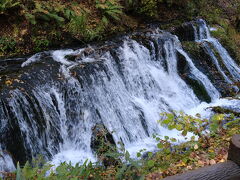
1, 111, 239, 179
1, 0, 240, 58
0, 0, 125, 57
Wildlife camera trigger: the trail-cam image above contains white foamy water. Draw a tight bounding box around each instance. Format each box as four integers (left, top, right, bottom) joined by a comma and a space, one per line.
0, 147, 15, 173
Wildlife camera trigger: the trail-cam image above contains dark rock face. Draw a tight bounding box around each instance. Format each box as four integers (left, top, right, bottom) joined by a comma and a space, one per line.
177, 51, 211, 103
91, 124, 116, 152
181, 41, 236, 96
172, 22, 196, 42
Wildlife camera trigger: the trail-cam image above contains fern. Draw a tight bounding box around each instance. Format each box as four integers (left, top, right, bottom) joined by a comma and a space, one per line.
24, 1, 66, 25
96, 0, 123, 21
0, 0, 19, 14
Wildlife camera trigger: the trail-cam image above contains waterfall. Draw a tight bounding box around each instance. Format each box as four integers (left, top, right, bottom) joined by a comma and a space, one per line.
194, 19, 240, 82
1, 20, 240, 171
0, 146, 15, 174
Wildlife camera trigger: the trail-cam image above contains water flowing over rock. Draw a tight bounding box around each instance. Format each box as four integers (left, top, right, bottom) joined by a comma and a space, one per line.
0, 20, 240, 171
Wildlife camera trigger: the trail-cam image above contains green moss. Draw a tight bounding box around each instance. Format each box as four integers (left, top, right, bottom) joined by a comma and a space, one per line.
182, 42, 201, 56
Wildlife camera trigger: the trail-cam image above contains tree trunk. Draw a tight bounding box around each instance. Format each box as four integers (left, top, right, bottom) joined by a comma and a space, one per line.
163, 161, 240, 180
228, 134, 240, 166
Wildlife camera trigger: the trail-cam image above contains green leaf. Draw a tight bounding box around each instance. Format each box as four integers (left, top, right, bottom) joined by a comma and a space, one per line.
137, 152, 141, 158
125, 151, 130, 161
25, 13, 36, 25
182, 130, 188, 136
47, 13, 65, 23
164, 136, 169, 140
148, 152, 153, 158
157, 143, 164, 149
176, 124, 183, 131
147, 160, 155, 167
101, 16, 109, 26
168, 124, 176, 130
164, 148, 171, 154
162, 119, 171, 125
116, 164, 127, 179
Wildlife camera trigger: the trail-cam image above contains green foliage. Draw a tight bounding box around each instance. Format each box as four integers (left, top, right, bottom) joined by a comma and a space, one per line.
67, 13, 104, 42
0, 37, 16, 54
138, 0, 159, 18
32, 37, 50, 52
124, 0, 134, 10
96, 0, 123, 21
159, 112, 227, 140
23, 1, 66, 25
67, 13, 87, 35
0, 0, 19, 14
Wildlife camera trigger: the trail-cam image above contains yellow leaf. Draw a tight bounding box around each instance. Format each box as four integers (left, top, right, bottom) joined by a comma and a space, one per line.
208, 149, 214, 153
5, 80, 12, 86
176, 161, 186, 167
194, 144, 199, 150
219, 159, 225, 163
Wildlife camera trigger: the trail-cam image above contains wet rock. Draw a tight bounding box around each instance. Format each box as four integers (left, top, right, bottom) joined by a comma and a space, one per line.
210, 106, 240, 117
181, 41, 235, 96
172, 22, 196, 42
91, 124, 119, 167
177, 51, 211, 103
65, 48, 94, 61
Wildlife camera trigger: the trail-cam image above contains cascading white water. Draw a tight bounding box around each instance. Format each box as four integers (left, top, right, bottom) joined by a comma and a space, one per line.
50, 38, 202, 165
202, 42, 233, 84
175, 43, 220, 101
194, 19, 240, 82
1, 20, 240, 172
0, 146, 15, 174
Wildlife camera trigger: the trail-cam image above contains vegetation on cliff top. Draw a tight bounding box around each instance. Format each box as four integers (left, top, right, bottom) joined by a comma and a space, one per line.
1, 0, 240, 59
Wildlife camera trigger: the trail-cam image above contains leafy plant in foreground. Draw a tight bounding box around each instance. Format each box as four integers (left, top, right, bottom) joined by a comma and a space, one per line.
2, 112, 240, 179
